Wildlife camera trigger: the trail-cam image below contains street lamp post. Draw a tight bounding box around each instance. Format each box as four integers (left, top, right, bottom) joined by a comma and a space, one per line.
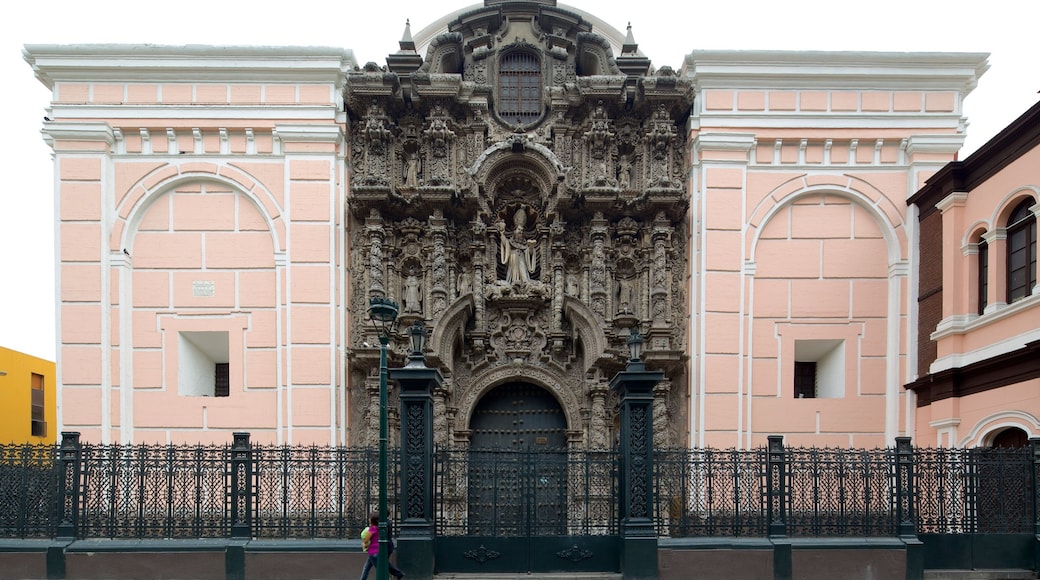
369, 296, 399, 580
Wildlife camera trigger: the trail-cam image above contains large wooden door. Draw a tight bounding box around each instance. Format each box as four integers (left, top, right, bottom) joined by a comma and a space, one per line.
434, 382, 619, 574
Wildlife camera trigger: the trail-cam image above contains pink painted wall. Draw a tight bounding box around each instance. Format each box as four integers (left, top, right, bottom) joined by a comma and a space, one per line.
36, 46, 351, 444
687, 66, 978, 447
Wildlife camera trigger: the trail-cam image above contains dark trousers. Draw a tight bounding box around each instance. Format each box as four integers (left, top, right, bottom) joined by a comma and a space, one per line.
360, 553, 403, 579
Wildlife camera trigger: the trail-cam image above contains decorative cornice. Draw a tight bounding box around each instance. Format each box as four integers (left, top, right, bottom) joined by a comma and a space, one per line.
24, 45, 354, 87
41, 121, 114, 147
682, 50, 989, 92
694, 132, 755, 153
905, 134, 965, 157
273, 124, 343, 144
44, 105, 339, 123
905, 339, 1040, 407
908, 99, 1040, 213
934, 191, 968, 213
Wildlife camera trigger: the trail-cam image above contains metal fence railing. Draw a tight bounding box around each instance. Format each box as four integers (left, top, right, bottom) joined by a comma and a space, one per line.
1, 433, 1036, 541
434, 448, 617, 537
0, 443, 59, 539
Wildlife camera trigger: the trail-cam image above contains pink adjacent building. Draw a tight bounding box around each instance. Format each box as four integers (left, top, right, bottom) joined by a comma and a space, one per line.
23, 0, 1002, 450
907, 100, 1040, 448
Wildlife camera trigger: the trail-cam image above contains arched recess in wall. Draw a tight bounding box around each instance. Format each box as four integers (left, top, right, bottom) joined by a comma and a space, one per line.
961, 410, 1040, 448
743, 180, 906, 444
747, 179, 904, 266
113, 167, 285, 255
110, 169, 285, 440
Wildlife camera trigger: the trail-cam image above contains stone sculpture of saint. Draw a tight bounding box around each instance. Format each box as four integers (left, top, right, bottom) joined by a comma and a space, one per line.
619, 154, 632, 189
498, 208, 538, 284
403, 151, 419, 187
403, 274, 422, 313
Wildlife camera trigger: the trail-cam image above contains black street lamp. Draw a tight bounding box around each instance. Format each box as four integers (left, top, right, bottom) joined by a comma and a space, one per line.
626, 327, 644, 367
368, 296, 399, 580
408, 320, 426, 359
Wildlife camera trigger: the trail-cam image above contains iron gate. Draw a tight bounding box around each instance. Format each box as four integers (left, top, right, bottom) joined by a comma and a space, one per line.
433, 448, 620, 574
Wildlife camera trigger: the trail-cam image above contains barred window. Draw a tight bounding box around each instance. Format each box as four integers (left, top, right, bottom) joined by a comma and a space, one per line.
215, 363, 230, 398
498, 51, 541, 126
1007, 199, 1036, 303
794, 361, 817, 399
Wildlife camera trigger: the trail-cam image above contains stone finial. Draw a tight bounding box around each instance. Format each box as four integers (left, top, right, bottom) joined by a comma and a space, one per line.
622, 22, 638, 56
399, 19, 417, 53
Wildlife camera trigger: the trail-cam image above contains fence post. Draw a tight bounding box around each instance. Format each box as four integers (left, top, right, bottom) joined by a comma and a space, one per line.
766, 435, 791, 580
895, 436, 923, 580
766, 435, 787, 538
609, 345, 664, 580
895, 436, 915, 537
230, 432, 252, 539
1030, 437, 1040, 573
56, 431, 81, 539
390, 340, 443, 580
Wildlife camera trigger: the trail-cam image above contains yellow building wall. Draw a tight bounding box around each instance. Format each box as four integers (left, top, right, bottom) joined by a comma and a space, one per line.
0, 346, 57, 443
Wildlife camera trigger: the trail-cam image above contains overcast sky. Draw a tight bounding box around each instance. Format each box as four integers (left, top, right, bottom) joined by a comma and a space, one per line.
1, 0, 1036, 360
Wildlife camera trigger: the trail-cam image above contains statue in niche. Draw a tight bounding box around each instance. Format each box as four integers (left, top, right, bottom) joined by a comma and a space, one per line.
616, 277, 635, 315
619, 153, 633, 190
565, 272, 580, 297
403, 274, 422, 313
498, 208, 538, 284
403, 150, 420, 187
457, 270, 472, 296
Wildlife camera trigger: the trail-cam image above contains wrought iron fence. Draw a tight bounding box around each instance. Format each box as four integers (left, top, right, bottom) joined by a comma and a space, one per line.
653, 448, 768, 537
785, 447, 896, 536
78, 443, 229, 538
0, 443, 58, 538
434, 448, 618, 536
253, 446, 396, 538
1, 434, 1037, 541
916, 446, 1035, 534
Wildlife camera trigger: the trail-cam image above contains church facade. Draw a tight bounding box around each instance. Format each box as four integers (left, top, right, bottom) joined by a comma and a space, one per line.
24, 0, 992, 450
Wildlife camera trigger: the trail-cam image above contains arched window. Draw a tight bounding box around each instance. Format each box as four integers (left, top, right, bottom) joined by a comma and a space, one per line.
1007, 199, 1037, 303
498, 51, 541, 126
977, 237, 988, 315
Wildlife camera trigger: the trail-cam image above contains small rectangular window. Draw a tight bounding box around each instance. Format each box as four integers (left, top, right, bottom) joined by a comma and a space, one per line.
794, 361, 817, 398
31, 373, 46, 436
215, 363, 230, 397
178, 331, 230, 397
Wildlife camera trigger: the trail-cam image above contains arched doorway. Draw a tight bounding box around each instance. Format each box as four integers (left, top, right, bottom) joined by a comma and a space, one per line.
991, 427, 1028, 448
976, 427, 1032, 533
467, 383, 568, 540
433, 382, 620, 574
470, 382, 568, 449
